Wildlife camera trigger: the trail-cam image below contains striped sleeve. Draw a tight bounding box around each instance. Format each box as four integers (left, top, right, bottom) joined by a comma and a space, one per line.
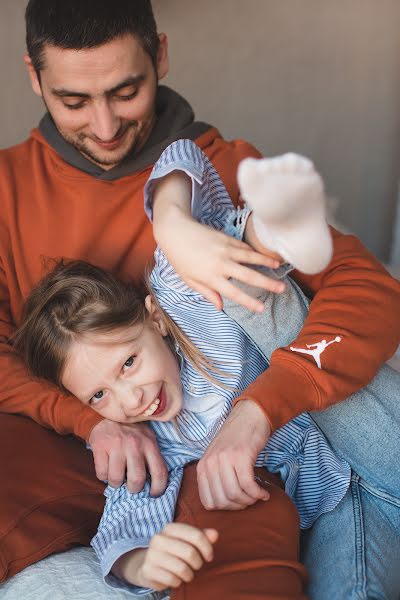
144, 138, 246, 232
91, 467, 184, 594
145, 139, 251, 296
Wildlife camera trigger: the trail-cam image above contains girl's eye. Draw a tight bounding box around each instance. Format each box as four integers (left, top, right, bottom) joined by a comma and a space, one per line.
90, 390, 105, 405
124, 356, 135, 369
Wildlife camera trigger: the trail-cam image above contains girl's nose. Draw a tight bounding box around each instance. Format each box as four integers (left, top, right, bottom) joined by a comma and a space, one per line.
120, 386, 143, 416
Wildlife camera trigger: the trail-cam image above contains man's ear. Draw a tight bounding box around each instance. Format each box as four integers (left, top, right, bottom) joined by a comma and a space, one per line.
23, 54, 43, 98
156, 33, 169, 81
145, 295, 169, 336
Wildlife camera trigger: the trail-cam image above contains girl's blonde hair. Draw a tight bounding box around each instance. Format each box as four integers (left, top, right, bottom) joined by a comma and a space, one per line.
14, 260, 224, 390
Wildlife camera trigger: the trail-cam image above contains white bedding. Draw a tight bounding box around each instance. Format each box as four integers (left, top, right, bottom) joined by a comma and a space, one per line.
0, 547, 167, 600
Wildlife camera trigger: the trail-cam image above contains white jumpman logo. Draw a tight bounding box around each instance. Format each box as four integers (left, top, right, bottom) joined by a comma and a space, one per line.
290, 336, 342, 369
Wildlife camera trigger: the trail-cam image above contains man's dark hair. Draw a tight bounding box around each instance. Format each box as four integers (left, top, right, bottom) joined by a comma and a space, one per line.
25, 0, 160, 72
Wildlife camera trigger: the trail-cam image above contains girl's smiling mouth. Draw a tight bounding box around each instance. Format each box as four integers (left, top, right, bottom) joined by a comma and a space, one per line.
143, 385, 167, 417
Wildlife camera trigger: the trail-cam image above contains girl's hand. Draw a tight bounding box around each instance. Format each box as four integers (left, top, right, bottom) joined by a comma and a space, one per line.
135, 523, 218, 591
155, 211, 285, 313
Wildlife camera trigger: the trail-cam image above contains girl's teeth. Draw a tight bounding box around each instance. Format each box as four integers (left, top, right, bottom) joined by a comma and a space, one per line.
144, 398, 161, 416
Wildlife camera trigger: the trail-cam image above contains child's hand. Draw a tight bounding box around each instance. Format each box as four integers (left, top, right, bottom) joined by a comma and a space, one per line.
136, 523, 218, 591
156, 212, 285, 313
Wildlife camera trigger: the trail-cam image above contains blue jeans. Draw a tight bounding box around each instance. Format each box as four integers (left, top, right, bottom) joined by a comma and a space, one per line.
302, 364, 400, 599
223, 284, 400, 598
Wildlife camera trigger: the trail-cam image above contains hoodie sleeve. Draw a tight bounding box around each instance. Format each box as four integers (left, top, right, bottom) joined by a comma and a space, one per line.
233, 226, 400, 431
0, 257, 103, 440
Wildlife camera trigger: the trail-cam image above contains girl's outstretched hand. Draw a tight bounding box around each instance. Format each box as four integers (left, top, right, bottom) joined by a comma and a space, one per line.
117, 523, 218, 591
155, 211, 285, 313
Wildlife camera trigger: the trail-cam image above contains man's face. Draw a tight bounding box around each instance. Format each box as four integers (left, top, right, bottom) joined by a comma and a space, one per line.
25, 33, 169, 169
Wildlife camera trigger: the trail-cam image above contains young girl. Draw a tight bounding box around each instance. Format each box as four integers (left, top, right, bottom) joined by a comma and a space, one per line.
14, 140, 399, 598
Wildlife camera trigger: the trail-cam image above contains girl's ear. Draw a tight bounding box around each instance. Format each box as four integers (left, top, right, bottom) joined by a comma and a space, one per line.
144, 295, 168, 336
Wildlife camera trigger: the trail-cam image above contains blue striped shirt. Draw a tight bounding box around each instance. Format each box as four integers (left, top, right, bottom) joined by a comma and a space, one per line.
92, 139, 351, 595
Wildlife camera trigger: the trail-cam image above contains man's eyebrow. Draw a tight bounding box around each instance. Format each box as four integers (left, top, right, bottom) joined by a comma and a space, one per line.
51, 75, 145, 99
108, 75, 145, 95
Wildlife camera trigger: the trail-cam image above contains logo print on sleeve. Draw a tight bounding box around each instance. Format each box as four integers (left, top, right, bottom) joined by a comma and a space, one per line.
290, 336, 342, 369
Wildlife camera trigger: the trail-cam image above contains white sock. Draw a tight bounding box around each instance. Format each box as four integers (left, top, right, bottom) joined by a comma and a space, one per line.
237, 153, 333, 274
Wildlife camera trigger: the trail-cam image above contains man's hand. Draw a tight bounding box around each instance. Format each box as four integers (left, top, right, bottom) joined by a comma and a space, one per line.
115, 523, 218, 591
88, 420, 168, 495
155, 210, 285, 313
197, 400, 271, 510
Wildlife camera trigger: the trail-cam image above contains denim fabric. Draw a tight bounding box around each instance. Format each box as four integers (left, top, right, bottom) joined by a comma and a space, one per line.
301, 474, 400, 599
310, 364, 400, 498
304, 364, 400, 598
225, 282, 400, 599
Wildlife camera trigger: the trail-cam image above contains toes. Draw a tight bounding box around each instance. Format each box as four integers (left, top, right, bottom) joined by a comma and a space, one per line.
237, 153, 325, 210
237, 157, 260, 189
280, 153, 314, 173
256, 153, 315, 175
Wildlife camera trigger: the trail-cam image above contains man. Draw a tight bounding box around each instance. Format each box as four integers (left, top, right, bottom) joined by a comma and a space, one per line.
0, 0, 399, 597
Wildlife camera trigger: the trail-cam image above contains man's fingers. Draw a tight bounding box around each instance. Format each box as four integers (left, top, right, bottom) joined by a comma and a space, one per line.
197, 466, 215, 510
92, 448, 109, 483
146, 448, 169, 497
219, 464, 261, 506
107, 450, 127, 488
203, 470, 229, 509
125, 451, 147, 493
235, 465, 270, 502
198, 462, 244, 510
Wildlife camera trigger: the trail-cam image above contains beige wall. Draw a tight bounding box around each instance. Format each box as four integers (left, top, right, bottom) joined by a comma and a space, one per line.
1, 1, 399, 261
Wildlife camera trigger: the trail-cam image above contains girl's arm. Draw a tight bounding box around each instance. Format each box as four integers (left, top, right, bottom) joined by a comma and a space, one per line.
92, 466, 184, 594
146, 140, 284, 313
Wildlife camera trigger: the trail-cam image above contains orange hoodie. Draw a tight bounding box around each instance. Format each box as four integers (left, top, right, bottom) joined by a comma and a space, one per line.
0, 126, 399, 439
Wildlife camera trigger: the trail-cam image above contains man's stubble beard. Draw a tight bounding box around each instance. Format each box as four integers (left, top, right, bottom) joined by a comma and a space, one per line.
42, 80, 158, 169
62, 121, 140, 168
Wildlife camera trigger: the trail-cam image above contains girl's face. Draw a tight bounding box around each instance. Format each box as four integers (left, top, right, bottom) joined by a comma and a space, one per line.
61, 296, 183, 424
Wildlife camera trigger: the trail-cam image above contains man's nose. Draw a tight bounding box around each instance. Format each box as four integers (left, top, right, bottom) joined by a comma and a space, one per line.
89, 100, 120, 142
